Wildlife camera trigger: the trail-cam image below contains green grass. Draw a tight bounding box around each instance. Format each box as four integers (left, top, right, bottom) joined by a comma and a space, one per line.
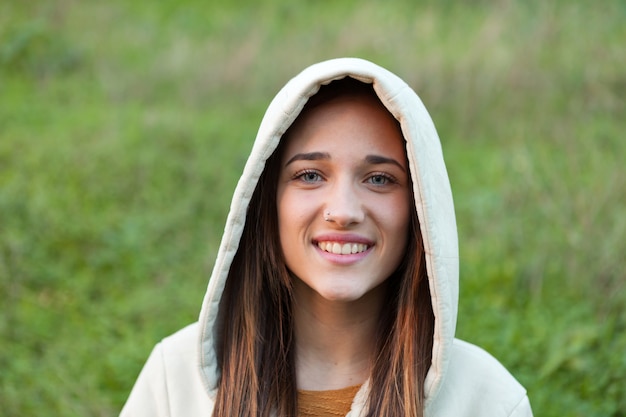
1, 1, 624, 416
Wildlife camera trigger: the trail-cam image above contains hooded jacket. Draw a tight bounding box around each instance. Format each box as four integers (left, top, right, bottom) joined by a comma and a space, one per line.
120, 58, 533, 417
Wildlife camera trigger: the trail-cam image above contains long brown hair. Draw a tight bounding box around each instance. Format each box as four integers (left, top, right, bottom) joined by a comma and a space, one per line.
212, 79, 434, 417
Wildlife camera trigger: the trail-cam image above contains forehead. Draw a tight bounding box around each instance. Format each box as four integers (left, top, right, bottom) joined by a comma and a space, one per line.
282, 93, 405, 158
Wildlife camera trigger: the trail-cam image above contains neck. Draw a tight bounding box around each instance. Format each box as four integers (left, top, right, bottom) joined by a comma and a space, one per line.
292, 279, 387, 390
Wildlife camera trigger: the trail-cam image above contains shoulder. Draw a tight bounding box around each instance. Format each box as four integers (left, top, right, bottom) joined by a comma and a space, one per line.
120, 323, 214, 417
159, 322, 201, 359
449, 338, 525, 389
426, 339, 533, 417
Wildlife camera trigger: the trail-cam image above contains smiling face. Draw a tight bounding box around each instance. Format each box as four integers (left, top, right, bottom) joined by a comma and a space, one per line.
276, 89, 411, 304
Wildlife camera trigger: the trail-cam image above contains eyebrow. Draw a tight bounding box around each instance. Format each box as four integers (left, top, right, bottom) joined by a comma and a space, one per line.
285, 152, 331, 166
285, 152, 406, 171
365, 154, 406, 171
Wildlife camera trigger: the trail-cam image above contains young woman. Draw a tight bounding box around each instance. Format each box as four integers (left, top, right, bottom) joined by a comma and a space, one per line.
121, 58, 533, 417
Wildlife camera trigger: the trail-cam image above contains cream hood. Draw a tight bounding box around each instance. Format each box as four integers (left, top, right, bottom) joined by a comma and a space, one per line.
197, 57, 459, 406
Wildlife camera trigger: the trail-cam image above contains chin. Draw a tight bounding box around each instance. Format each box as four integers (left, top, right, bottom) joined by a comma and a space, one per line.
317, 287, 368, 303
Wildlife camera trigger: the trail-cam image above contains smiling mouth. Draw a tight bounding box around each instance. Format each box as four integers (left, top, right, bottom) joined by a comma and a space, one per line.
317, 241, 369, 255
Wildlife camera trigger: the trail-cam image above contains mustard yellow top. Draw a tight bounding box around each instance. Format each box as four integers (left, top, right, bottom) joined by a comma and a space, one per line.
297, 385, 361, 417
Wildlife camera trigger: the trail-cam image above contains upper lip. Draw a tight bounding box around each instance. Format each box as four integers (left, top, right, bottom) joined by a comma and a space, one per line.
313, 233, 374, 245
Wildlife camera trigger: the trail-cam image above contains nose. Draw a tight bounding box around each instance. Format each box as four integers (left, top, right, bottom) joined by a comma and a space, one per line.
324, 180, 365, 227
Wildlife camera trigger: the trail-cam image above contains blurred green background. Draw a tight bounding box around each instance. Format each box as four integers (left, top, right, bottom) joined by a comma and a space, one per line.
1, 1, 624, 416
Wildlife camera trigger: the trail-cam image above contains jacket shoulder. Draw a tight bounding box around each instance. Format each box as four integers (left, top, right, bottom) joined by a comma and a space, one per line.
427, 339, 533, 417
120, 323, 214, 417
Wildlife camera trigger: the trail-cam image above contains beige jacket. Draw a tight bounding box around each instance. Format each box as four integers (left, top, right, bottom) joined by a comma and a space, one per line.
120, 58, 533, 417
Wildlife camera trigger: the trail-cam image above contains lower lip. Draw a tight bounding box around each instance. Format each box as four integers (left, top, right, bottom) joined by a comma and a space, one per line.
315, 245, 372, 265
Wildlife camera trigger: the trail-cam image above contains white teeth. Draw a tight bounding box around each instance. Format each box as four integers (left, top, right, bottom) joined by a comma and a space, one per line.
332, 242, 342, 254
317, 241, 369, 254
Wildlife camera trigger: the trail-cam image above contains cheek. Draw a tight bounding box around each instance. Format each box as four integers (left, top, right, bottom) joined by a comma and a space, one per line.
384, 193, 412, 248
277, 190, 310, 246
